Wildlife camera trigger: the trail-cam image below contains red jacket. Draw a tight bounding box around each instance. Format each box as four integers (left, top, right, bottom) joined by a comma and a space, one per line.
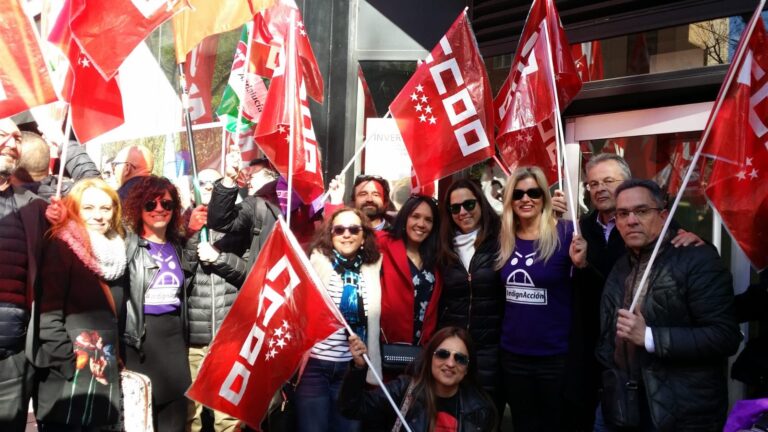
376, 231, 442, 346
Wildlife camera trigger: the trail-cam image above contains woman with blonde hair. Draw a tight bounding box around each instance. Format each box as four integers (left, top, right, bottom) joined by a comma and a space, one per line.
35, 178, 127, 431
496, 166, 586, 432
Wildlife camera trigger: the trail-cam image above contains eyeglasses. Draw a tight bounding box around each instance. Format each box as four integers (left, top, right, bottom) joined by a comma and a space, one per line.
585, 178, 622, 191
199, 180, 216, 188
331, 224, 362, 236
143, 199, 176, 212
512, 187, 544, 201
615, 207, 662, 221
449, 199, 477, 215
433, 348, 470, 367
111, 161, 134, 171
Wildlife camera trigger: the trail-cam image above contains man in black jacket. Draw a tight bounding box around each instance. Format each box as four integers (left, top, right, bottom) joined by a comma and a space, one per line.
565, 154, 702, 431
595, 179, 740, 431
0, 118, 48, 431
186, 169, 250, 432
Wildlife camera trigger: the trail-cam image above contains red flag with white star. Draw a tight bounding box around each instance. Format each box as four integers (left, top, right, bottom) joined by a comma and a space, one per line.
69, 0, 186, 80
186, 219, 345, 429
254, 11, 324, 204
494, 0, 581, 183
0, 0, 57, 119
49, 0, 124, 143
250, 0, 324, 103
703, 18, 768, 270
389, 11, 494, 184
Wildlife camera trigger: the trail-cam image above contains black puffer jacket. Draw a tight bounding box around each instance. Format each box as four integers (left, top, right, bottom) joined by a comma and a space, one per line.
186, 230, 248, 346
438, 232, 503, 396
339, 366, 495, 432
596, 238, 741, 431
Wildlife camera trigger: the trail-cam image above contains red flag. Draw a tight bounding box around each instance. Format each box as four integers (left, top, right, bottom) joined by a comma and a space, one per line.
494, 0, 581, 183
48, 0, 124, 143
571, 40, 604, 82
703, 18, 768, 270
389, 11, 494, 184
251, 0, 324, 103
254, 12, 324, 204
69, 0, 186, 80
186, 219, 344, 428
0, 0, 57, 118
182, 35, 219, 125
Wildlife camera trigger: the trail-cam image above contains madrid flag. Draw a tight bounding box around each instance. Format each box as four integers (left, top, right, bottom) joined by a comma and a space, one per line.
494, 0, 581, 183
702, 17, 768, 270
69, 0, 187, 80
0, 0, 57, 118
254, 12, 324, 204
389, 11, 494, 184
187, 219, 344, 428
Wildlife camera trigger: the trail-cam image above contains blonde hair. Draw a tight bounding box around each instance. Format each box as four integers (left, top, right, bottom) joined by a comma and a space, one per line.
50, 178, 125, 239
496, 166, 559, 269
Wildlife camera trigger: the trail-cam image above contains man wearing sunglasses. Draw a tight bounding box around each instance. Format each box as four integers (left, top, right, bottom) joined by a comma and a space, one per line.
594, 179, 739, 431
0, 118, 49, 431
327, 174, 392, 230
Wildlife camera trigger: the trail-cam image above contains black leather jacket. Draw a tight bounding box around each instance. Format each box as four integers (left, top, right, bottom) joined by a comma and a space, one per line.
596, 237, 741, 431
339, 366, 495, 432
123, 233, 196, 352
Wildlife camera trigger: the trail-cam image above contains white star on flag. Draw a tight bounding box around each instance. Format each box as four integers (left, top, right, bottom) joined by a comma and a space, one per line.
420, 95, 428, 104
746, 157, 753, 166
419, 114, 427, 123
428, 116, 437, 125
414, 104, 423, 112
750, 168, 759, 179
424, 106, 432, 114
265, 321, 293, 362
415, 84, 424, 93
78, 56, 90, 68
410, 92, 418, 101
277, 125, 287, 134
300, 29, 307, 37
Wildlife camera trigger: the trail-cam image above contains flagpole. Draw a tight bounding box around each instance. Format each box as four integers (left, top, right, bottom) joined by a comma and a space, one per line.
318, 111, 392, 203
628, 0, 766, 313
55, 109, 73, 198
542, 20, 579, 234
285, 10, 299, 227
178, 63, 208, 242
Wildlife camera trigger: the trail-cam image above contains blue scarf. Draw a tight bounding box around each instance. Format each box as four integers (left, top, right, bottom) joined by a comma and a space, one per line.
331, 250, 366, 342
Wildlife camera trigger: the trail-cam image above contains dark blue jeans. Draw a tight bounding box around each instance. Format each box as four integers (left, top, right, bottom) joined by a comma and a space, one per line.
294, 357, 359, 432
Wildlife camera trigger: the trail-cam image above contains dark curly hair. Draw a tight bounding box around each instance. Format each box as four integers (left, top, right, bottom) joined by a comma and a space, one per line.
310, 207, 380, 264
387, 195, 440, 270
122, 175, 185, 245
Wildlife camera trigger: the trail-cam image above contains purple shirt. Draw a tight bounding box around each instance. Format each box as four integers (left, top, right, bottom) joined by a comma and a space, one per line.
143, 240, 183, 315
500, 220, 574, 356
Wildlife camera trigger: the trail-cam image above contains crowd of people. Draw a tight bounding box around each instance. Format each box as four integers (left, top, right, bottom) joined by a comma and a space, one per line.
0, 115, 749, 432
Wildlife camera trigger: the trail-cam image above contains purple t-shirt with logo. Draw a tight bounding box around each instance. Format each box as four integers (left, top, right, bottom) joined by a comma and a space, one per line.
500, 220, 574, 356
143, 240, 183, 315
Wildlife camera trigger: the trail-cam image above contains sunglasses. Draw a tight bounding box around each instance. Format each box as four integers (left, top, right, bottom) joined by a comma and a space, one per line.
512, 188, 544, 201
433, 348, 470, 366
449, 199, 477, 215
331, 224, 362, 236
143, 199, 176, 212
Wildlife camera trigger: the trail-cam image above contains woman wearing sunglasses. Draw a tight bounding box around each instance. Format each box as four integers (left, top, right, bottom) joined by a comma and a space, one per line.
377, 195, 442, 370
122, 176, 195, 432
34, 178, 126, 430
298, 207, 382, 432
495, 166, 586, 432
339, 326, 496, 431
436, 179, 504, 411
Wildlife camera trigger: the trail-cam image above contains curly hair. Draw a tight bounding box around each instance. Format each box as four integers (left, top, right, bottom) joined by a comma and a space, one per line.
310, 207, 380, 264
122, 175, 185, 245
49, 177, 125, 239
388, 195, 440, 270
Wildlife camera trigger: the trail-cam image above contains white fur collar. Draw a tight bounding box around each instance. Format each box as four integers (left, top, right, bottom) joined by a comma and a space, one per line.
57, 221, 127, 281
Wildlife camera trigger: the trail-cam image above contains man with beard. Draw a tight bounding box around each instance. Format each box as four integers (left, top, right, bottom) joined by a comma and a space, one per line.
0, 118, 48, 430
327, 174, 392, 230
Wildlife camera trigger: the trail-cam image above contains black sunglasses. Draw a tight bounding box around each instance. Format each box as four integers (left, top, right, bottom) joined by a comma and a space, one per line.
143, 199, 176, 212
331, 224, 362, 236
512, 188, 544, 201
433, 348, 470, 366
449, 199, 477, 215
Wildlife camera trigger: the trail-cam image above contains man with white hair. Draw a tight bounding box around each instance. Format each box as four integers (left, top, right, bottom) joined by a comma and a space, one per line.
113, 144, 154, 199
0, 118, 48, 431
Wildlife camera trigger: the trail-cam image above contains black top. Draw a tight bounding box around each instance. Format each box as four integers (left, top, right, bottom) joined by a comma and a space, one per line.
435, 393, 460, 432
409, 258, 435, 345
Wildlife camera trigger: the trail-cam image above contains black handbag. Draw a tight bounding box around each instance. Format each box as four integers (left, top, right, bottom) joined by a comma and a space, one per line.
381, 343, 422, 371
601, 341, 641, 428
